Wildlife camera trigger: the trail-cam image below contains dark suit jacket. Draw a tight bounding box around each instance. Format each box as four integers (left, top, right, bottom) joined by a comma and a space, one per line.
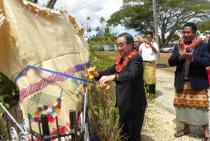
168, 42, 210, 91
98, 54, 147, 115
208, 38, 210, 53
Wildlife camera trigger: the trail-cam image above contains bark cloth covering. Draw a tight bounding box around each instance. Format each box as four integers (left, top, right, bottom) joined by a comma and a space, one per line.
0, 0, 89, 133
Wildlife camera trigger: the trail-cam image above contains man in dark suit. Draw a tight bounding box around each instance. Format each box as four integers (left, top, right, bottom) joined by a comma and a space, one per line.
94, 32, 147, 141
168, 22, 210, 141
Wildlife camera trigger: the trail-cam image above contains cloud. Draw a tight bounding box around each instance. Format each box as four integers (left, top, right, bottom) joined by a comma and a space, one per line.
38, 0, 129, 36
112, 25, 138, 36
64, 0, 122, 29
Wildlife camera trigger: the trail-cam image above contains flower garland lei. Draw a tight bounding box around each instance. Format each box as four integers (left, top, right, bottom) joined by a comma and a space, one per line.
115, 51, 137, 73
185, 37, 202, 49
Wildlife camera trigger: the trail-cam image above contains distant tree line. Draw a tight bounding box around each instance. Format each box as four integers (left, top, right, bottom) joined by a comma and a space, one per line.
107, 0, 210, 47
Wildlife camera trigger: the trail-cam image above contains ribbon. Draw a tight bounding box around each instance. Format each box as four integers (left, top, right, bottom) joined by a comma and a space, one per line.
15, 63, 95, 85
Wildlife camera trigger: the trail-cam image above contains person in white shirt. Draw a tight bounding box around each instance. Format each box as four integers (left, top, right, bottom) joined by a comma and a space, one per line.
139, 31, 159, 96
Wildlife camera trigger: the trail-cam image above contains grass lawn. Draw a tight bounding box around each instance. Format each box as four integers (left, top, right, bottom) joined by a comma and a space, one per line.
95, 51, 119, 60
95, 51, 175, 71
96, 51, 172, 62
158, 52, 176, 72
94, 51, 176, 72
158, 52, 172, 65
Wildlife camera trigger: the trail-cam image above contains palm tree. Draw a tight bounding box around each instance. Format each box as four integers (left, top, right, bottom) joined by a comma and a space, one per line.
87, 27, 92, 34
95, 27, 101, 36
99, 17, 105, 33
101, 27, 116, 44
86, 17, 90, 37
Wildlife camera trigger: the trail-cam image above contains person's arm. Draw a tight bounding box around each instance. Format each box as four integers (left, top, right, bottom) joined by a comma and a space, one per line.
168, 44, 184, 66
150, 42, 158, 54
145, 41, 158, 53
98, 55, 143, 84
95, 65, 116, 81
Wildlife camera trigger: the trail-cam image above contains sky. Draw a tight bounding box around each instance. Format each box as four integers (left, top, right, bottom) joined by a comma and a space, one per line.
38, 0, 136, 37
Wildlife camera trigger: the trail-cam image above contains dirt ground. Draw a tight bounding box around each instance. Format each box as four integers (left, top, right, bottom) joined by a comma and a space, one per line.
142, 102, 203, 141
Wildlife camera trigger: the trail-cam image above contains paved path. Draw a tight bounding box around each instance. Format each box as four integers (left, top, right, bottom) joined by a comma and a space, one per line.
156, 69, 175, 114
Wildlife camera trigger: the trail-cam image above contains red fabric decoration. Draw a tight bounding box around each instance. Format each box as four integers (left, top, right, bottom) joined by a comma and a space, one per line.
50, 125, 68, 135
35, 111, 41, 120
207, 67, 210, 84
76, 112, 80, 125
56, 103, 61, 109
185, 37, 202, 49
47, 114, 55, 122
115, 51, 137, 72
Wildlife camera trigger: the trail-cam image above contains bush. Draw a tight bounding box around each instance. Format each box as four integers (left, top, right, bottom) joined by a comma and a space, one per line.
89, 47, 120, 140
89, 84, 120, 141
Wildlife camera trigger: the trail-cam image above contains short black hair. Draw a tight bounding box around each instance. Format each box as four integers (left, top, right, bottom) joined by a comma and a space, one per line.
183, 22, 197, 34
144, 31, 153, 38
118, 32, 134, 48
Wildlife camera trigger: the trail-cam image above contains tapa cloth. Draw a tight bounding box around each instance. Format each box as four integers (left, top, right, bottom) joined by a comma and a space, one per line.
0, 0, 89, 133
174, 82, 209, 126
174, 82, 208, 108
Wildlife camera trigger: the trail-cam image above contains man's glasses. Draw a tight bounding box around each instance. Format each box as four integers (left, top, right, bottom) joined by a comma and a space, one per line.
116, 43, 126, 48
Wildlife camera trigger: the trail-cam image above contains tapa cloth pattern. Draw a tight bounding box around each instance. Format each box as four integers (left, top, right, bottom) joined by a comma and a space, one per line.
0, 0, 89, 133
174, 82, 209, 108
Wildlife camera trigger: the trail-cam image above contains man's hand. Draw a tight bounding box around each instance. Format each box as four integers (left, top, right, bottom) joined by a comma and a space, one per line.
145, 39, 152, 47
99, 75, 115, 85
179, 38, 185, 57
145, 39, 158, 53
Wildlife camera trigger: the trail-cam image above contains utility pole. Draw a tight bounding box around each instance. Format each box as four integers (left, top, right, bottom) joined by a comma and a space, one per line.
152, 0, 159, 46
152, 0, 160, 60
